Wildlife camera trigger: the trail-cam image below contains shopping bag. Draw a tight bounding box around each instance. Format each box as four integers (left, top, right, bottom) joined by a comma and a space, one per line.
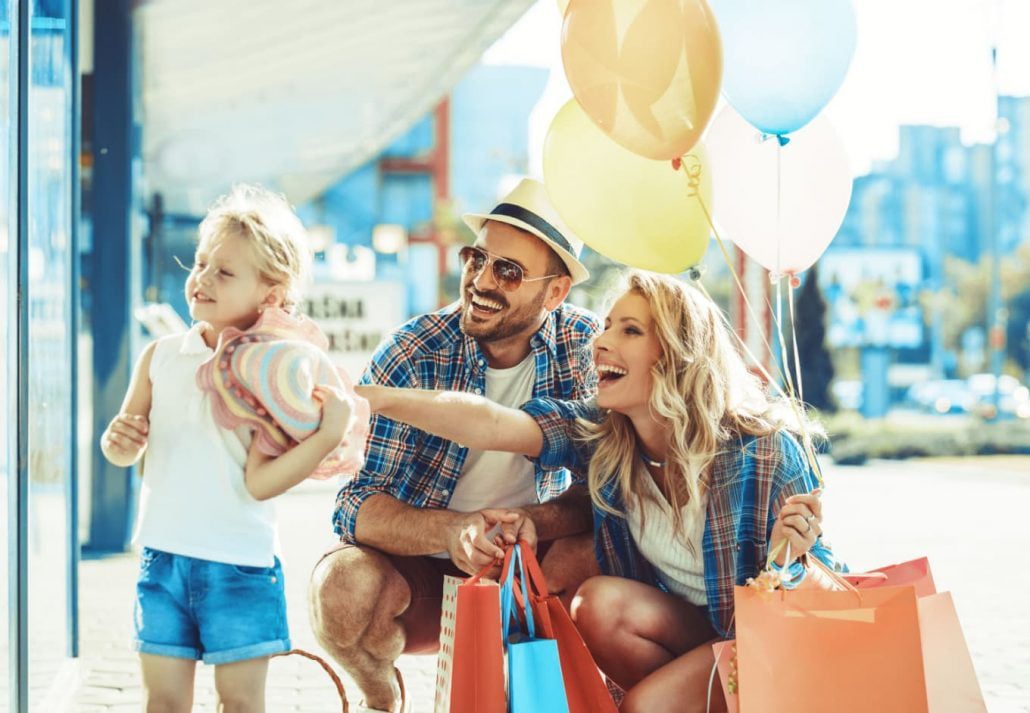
711, 640, 737, 713
433, 563, 506, 713
501, 544, 571, 713
711, 555, 976, 713
733, 582, 986, 713
845, 556, 936, 597
510, 541, 617, 713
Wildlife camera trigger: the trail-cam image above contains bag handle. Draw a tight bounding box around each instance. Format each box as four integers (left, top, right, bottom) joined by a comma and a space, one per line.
500, 544, 536, 643
465, 545, 514, 587
778, 541, 859, 593
514, 538, 550, 600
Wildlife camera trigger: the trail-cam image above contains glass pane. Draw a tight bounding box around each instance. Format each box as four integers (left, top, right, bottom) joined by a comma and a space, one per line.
0, 0, 12, 707
27, 0, 74, 708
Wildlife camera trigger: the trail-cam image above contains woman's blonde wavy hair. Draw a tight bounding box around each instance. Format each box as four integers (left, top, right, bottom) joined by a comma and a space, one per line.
579, 271, 820, 536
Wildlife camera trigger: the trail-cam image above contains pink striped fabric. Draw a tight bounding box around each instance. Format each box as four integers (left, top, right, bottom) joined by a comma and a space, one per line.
195, 308, 370, 480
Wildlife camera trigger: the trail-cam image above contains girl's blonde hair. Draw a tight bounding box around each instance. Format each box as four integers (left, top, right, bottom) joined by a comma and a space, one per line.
198, 184, 312, 309
580, 271, 819, 536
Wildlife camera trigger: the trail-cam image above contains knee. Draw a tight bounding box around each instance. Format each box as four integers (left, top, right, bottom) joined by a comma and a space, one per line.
143, 691, 188, 713
308, 548, 408, 644
570, 576, 630, 639
215, 692, 262, 713
620, 686, 665, 713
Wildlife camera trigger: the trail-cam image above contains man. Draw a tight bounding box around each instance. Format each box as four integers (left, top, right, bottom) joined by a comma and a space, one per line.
308, 178, 601, 713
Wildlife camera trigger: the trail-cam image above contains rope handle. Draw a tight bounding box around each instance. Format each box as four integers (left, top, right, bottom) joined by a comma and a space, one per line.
271, 648, 349, 712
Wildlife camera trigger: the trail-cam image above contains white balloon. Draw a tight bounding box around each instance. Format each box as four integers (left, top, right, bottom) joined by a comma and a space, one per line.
705, 106, 852, 275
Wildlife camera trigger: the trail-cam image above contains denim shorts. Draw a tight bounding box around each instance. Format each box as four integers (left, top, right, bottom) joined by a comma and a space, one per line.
133, 547, 290, 664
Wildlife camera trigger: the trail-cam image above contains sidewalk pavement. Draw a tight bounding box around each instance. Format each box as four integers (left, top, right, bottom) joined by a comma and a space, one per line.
70, 457, 1030, 712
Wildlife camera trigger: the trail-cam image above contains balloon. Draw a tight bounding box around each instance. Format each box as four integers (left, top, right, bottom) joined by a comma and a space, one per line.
705, 106, 851, 275
710, 0, 856, 136
543, 99, 712, 273
561, 0, 722, 161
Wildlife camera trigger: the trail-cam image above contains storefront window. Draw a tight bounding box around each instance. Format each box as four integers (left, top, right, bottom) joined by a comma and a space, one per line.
2, 0, 77, 708
1, 0, 13, 707
27, 0, 75, 707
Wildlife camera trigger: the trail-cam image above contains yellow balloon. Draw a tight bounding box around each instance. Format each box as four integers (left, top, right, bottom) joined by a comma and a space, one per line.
543, 100, 711, 273
561, 0, 723, 160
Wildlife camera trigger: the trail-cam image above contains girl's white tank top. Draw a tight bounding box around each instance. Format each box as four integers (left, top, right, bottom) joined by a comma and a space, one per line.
132, 324, 279, 567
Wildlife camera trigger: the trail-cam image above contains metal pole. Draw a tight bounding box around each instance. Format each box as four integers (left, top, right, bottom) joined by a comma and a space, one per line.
987, 38, 1004, 418
11, 0, 31, 707
65, 0, 81, 658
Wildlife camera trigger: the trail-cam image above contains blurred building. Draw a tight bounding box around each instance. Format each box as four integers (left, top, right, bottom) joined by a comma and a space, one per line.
824, 96, 1030, 413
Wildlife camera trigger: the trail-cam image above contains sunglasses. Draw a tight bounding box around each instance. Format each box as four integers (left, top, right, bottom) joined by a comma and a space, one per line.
458, 246, 559, 292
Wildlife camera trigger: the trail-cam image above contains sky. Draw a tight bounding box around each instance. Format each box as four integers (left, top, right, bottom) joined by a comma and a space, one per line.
482, 0, 1030, 177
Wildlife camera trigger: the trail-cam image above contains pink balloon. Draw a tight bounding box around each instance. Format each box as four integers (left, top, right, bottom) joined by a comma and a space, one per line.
705, 106, 852, 275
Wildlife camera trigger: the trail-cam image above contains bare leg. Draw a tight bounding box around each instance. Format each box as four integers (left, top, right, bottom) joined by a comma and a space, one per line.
620, 641, 726, 713
308, 546, 411, 712
571, 576, 715, 690
540, 532, 600, 611
213, 657, 269, 713
139, 654, 197, 713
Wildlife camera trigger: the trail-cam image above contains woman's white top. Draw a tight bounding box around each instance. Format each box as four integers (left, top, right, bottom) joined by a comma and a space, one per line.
133, 324, 279, 567
626, 472, 708, 606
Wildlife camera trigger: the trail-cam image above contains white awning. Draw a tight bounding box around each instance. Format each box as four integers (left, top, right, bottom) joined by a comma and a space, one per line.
137, 0, 535, 215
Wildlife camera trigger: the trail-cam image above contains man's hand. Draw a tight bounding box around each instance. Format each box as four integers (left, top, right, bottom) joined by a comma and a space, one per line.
101, 413, 149, 466
493, 508, 538, 553
445, 509, 522, 576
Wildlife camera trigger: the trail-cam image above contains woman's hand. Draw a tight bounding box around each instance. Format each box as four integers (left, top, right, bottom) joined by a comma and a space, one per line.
770, 490, 822, 566
313, 384, 356, 447
101, 413, 149, 466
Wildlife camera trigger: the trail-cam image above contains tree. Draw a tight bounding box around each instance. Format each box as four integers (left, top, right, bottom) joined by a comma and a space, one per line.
787, 265, 836, 412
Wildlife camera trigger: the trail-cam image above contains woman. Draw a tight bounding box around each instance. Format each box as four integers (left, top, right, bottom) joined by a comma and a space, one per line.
357, 271, 840, 712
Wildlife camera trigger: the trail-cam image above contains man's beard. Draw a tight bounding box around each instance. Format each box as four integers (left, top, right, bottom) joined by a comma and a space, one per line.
459, 282, 547, 344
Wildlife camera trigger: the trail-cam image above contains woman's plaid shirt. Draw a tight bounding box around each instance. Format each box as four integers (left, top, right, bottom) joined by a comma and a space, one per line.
521, 397, 843, 639
332, 301, 600, 542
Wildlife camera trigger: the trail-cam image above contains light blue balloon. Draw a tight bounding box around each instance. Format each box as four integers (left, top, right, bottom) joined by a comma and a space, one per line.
710, 0, 857, 136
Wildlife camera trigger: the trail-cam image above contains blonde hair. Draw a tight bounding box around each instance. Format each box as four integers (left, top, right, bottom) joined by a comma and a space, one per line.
580, 271, 820, 537
197, 184, 312, 309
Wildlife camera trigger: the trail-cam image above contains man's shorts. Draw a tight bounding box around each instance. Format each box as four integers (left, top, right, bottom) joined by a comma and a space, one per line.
318, 541, 552, 655
133, 547, 291, 664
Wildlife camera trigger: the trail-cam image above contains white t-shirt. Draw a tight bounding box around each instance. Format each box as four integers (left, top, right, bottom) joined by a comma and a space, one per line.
626, 472, 708, 606
449, 354, 538, 512
133, 325, 279, 567
430, 355, 538, 558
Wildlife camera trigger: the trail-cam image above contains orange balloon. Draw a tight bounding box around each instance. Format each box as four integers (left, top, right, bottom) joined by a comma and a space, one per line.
562, 0, 722, 161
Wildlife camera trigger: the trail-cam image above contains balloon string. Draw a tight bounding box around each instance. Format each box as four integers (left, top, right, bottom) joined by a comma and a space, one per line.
788, 282, 805, 406
682, 159, 823, 487
682, 159, 787, 392
772, 142, 799, 406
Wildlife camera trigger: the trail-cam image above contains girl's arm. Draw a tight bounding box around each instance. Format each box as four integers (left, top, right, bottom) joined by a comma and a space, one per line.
100, 341, 156, 468
244, 385, 355, 500
355, 384, 544, 457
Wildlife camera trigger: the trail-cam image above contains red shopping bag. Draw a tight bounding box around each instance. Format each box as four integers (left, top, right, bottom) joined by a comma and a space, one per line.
506, 540, 618, 713
433, 564, 506, 713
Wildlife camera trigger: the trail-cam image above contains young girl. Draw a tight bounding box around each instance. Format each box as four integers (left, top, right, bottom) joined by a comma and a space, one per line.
356, 271, 841, 713
101, 185, 357, 713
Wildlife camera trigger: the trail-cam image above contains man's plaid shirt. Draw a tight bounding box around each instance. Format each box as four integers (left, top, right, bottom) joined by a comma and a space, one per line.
521, 397, 843, 639
332, 301, 601, 542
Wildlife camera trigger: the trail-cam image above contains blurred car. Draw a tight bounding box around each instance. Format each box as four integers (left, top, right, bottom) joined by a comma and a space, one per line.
905, 379, 975, 414
831, 379, 863, 411
966, 373, 1030, 419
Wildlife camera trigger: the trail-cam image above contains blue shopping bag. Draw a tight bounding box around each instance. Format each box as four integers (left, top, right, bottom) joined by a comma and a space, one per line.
500, 544, 571, 713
